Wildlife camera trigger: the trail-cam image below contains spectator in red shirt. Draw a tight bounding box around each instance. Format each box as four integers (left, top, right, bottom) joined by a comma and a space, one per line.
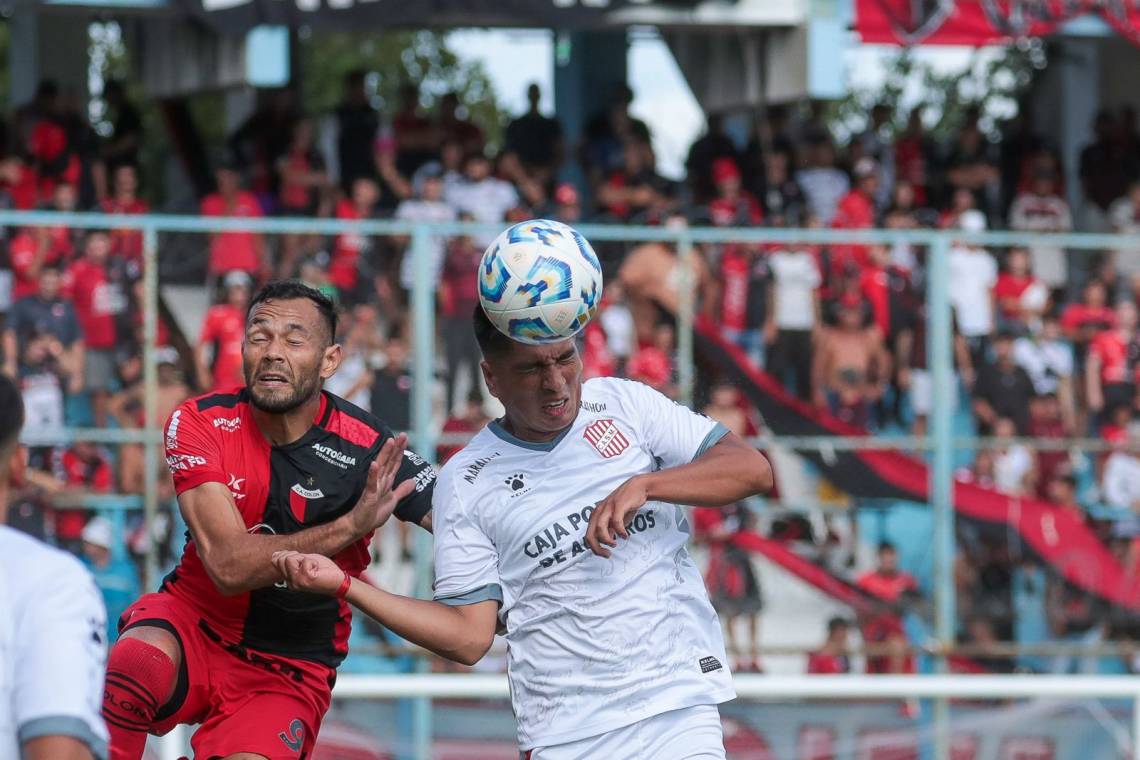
63, 230, 126, 427
53, 440, 112, 554
37, 181, 78, 264
0, 153, 40, 210
200, 160, 267, 281
830, 157, 879, 273
8, 227, 59, 301
707, 158, 763, 228
1086, 299, 1140, 422
856, 542, 919, 676
628, 323, 677, 396
994, 247, 1048, 334
807, 617, 852, 675
1061, 279, 1116, 363
596, 139, 675, 222
194, 271, 251, 391
329, 177, 382, 305
1028, 392, 1069, 501
893, 107, 933, 206
100, 163, 149, 276
436, 390, 489, 465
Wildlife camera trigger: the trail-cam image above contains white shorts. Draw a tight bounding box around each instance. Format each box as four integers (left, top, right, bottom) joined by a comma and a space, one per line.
524, 704, 726, 760
909, 369, 957, 417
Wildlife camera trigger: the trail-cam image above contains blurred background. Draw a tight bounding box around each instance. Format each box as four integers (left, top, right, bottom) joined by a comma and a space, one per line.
3, 0, 1140, 757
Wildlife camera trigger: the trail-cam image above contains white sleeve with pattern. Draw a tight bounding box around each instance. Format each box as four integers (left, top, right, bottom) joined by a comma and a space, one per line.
617, 379, 728, 469
14, 554, 109, 759
431, 465, 503, 607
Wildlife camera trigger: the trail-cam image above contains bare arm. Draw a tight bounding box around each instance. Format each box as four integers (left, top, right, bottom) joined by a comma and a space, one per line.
273, 551, 498, 665
2, 329, 15, 376
23, 736, 94, 760
1086, 353, 1104, 412
182, 435, 415, 595
585, 433, 773, 557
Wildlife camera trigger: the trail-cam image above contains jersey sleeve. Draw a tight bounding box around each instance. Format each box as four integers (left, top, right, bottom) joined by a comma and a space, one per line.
618, 379, 728, 469
13, 557, 109, 760
431, 466, 502, 607
164, 402, 227, 494
391, 447, 436, 524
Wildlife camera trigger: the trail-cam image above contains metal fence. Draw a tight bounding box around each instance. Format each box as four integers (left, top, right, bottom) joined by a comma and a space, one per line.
4, 210, 1136, 760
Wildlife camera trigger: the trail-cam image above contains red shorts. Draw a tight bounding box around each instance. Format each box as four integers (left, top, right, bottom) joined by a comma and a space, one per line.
119, 592, 335, 759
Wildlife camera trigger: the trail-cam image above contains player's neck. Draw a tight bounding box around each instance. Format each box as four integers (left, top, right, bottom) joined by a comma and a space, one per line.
251, 394, 322, 447
500, 414, 575, 444
0, 481, 8, 524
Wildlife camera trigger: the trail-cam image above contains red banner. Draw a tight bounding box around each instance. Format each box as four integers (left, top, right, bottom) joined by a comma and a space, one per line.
855, 0, 1140, 47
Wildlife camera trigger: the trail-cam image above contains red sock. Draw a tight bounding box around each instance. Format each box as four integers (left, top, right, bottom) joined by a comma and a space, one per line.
102, 637, 177, 760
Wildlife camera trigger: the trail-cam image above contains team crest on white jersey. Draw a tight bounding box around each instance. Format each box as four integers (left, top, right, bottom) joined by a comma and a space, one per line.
583, 418, 630, 459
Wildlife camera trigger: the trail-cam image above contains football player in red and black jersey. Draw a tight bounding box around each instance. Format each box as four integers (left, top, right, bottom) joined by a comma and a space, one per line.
102, 281, 435, 760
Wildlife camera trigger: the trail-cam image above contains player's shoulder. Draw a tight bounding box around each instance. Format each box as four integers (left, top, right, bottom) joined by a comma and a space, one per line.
0, 526, 96, 596
436, 427, 501, 496
167, 387, 248, 431
318, 390, 392, 451
581, 376, 659, 408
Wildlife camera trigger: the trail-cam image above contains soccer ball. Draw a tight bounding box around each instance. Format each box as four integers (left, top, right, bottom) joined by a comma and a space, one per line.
478, 219, 603, 345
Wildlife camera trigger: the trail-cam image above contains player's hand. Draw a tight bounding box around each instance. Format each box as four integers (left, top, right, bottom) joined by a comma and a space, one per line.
348, 433, 417, 537
272, 551, 344, 595
585, 475, 650, 558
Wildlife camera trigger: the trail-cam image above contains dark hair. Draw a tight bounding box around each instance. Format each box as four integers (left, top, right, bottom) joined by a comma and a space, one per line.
473, 303, 513, 358
0, 373, 24, 461
877, 541, 896, 554
248, 280, 338, 344
827, 617, 850, 634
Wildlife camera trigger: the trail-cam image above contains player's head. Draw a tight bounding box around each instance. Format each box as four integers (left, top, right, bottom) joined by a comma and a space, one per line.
243, 280, 341, 414
474, 304, 582, 443
0, 374, 26, 521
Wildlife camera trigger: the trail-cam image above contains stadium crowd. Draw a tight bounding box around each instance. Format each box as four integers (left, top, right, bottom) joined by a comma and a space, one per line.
2, 71, 1140, 676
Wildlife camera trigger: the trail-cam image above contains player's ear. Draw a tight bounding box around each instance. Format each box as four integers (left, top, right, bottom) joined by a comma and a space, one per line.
480, 359, 501, 401
320, 342, 343, 380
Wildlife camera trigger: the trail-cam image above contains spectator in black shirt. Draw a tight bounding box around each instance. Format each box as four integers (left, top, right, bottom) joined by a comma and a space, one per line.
100, 80, 142, 173
686, 113, 738, 205
505, 83, 564, 189
370, 337, 411, 432
3, 266, 83, 395
972, 330, 1036, 435
336, 70, 380, 195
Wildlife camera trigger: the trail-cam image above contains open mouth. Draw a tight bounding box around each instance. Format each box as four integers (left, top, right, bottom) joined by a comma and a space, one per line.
542, 399, 569, 414
257, 372, 290, 388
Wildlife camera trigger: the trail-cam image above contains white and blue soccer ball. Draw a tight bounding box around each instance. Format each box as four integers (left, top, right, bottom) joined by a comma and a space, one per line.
478, 219, 603, 345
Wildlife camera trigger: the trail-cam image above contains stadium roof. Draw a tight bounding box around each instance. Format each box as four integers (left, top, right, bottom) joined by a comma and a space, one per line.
170, 0, 652, 33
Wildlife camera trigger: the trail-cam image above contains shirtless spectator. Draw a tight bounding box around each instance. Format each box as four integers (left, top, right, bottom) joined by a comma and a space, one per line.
811, 294, 891, 428
618, 214, 716, 345
703, 383, 750, 437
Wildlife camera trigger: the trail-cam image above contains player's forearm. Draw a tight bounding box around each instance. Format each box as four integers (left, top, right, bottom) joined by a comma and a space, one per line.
212, 514, 360, 594
640, 434, 773, 507
23, 735, 95, 760
345, 579, 491, 665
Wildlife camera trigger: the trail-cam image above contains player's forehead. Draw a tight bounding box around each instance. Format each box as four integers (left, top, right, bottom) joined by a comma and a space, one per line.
247, 298, 321, 334
505, 338, 578, 367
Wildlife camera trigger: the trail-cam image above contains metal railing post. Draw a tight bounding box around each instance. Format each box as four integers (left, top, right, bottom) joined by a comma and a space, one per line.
676, 230, 695, 407
142, 223, 160, 591
928, 234, 955, 760
409, 223, 436, 760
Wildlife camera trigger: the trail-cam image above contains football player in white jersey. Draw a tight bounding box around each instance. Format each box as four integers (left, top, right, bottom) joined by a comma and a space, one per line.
275, 305, 773, 759
0, 374, 110, 760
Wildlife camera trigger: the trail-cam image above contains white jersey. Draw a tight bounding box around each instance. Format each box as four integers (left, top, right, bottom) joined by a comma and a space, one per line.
0, 526, 109, 760
432, 377, 734, 750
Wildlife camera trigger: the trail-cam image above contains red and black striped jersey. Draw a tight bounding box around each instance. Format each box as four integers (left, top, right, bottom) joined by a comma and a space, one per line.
161, 387, 435, 667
